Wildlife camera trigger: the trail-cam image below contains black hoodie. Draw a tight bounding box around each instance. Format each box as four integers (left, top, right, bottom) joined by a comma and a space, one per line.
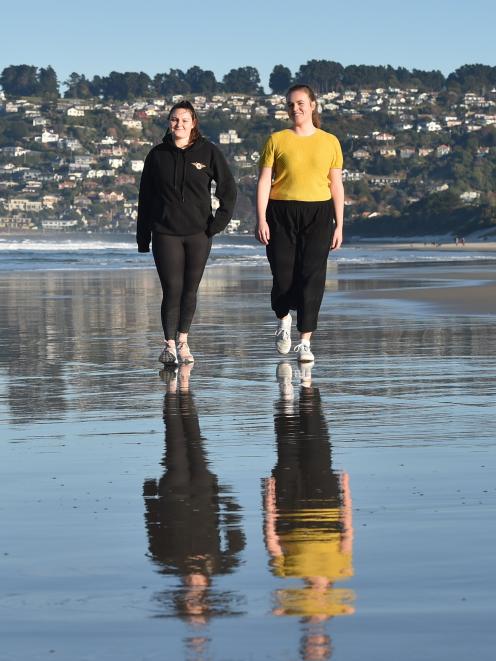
136, 134, 237, 252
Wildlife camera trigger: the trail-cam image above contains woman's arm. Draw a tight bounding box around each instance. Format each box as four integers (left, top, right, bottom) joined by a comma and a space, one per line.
136, 152, 154, 252
207, 146, 237, 236
255, 166, 273, 245
329, 168, 344, 250
263, 477, 283, 558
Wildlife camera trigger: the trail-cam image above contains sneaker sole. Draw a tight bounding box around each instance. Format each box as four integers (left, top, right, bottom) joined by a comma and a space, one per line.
159, 354, 178, 366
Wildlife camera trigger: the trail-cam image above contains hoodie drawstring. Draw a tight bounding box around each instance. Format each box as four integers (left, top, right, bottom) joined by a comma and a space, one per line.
173, 150, 186, 202
173, 150, 179, 199
181, 153, 186, 203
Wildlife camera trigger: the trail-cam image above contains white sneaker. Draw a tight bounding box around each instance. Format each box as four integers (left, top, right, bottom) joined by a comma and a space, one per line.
275, 314, 292, 354
159, 342, 178, 366
294, 341, 314, 363
276, 362, 294, 399
297, 362, 314, 387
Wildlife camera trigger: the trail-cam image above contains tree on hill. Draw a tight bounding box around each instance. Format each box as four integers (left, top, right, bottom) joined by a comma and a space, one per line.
447, 64, 496, 92
153, 69, 191, 96
184, 66, 218, 94
96, 71, 152, 99
64, 73, 95, 99
0, 64, 59, 97
1, 65, 38, 96
269, 65, 292, 94
38, 66, 59, 98
411, 68, 445, 90
294, 59, 344, 92
223, 66, 261, 94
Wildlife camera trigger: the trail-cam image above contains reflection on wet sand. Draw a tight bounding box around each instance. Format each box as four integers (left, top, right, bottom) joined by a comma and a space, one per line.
264, 365, 354, 660
143, 365, 246, 634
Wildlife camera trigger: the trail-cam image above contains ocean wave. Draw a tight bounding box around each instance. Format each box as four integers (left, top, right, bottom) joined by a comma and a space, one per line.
0, 239, 135, 251
212, 243, 259, 251
335, 253, 496, 264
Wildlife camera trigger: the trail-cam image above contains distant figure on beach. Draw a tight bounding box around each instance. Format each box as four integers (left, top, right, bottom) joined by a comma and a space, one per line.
137, 100, 237, 366
255, 84, 344, 364
143, 366, 245, 626
263, 383, 354, 657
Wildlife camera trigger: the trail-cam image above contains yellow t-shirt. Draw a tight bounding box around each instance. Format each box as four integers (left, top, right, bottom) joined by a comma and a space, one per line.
272, 528, 353, 581
259, 128, 343, 202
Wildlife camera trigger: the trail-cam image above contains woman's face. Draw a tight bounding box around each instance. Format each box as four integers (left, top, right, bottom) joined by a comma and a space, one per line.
287, 90, 316, 126
169, 108, 195, 142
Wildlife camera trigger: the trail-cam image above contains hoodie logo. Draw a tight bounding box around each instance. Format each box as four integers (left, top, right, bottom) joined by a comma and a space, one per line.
191, 162, 207, 170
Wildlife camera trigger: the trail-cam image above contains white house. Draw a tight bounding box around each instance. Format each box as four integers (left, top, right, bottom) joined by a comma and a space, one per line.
436, 144, 451, 157
31, 116, 48, 127
67, 107, 85, 117
121, 119, 143, 131
374, 132, 395, 142
5, 198, 43, 212
219, 129, 242, 144
41, 130, 59, 143
459, 191, 481, 202
42, 219, 78, 230
108, 158, 124, 169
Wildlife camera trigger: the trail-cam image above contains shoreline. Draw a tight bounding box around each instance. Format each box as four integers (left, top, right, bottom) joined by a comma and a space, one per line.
2, 231, 496, 251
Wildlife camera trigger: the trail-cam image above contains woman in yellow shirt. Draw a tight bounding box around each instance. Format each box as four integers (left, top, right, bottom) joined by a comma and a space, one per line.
263, 386, 354, 619
256, 85, 345, 363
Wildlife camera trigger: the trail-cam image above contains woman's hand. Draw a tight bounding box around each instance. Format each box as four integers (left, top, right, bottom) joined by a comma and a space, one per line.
331, 225, 343, 250
256, 219, 271, 245
256, 167, 273, 245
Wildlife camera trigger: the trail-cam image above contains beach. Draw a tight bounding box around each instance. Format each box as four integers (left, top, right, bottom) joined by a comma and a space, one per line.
0, 237, 495, 661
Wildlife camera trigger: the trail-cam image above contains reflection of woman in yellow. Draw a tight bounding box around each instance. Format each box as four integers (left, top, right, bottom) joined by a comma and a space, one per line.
264, 385, 354, 626
143, 366, 245, 625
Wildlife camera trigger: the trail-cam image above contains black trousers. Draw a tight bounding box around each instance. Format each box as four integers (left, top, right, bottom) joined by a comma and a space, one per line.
152, 231, 212, 339
266, 199, 334, 333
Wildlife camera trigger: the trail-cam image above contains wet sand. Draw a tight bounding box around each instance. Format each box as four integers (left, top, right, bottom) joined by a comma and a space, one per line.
334, 264, 496, 314
1, 261, 495, 661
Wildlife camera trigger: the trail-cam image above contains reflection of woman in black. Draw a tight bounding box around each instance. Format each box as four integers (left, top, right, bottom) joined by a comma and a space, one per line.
143, 367, 245, 625
264, 380, 354, 658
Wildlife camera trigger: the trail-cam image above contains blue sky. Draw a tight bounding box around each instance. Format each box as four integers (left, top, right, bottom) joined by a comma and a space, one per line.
2, 0, 494, 91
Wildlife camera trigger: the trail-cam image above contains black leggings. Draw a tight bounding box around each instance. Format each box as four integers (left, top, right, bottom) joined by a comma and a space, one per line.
266, 199, 334, 333
152, 231, 212, 339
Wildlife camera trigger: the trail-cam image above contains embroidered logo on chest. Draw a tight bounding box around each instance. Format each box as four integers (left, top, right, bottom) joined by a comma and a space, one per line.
191, 162, 207, 170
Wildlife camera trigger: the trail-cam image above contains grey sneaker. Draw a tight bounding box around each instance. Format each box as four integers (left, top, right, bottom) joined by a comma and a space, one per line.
294, 341, 314, 363
275, 314, 292, 354
159, 367, 178, 392
159, 342, 178, 366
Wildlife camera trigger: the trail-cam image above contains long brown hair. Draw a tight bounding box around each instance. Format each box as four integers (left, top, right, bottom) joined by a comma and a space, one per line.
167, 100, 201, 145
286, 84, 321, 129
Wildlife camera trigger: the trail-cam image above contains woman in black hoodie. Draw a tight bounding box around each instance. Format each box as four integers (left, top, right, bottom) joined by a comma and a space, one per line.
137, 101, 237, 366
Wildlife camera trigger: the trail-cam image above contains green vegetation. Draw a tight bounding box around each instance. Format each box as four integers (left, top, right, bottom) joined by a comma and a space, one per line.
2, 62, 496, 99
349, 191, 496, 237
1, 61, 495, 236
